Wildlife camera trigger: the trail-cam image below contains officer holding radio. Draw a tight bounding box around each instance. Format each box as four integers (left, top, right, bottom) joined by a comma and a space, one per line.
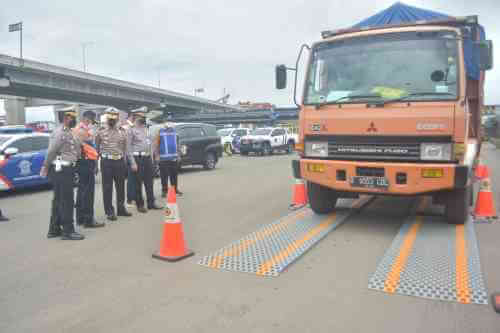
95, 107, 132, 221
74, 110, 104, 229
41, 106, 84, 240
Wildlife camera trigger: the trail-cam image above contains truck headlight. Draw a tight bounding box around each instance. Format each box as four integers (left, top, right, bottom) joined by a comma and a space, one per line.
420, 143, 452, 161
305, 141, 328, 157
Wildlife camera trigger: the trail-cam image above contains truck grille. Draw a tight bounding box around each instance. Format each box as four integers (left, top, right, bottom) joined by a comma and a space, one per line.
307, 135, 451, 161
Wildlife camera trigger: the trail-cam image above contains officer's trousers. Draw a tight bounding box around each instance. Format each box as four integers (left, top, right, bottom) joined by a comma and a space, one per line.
159, 160, 178, 191
127, 162, 137, 203
76, 159, 96, 225
101, 158, 126, 216
48, 165, 75, 234
134, 156, 155, 208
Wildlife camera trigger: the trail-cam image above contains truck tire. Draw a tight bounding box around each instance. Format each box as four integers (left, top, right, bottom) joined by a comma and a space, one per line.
445, 186, 471, 225
307, 181, 338, 215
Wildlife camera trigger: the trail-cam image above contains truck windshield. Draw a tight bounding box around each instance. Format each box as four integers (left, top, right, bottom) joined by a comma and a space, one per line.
304, 30, 459, 105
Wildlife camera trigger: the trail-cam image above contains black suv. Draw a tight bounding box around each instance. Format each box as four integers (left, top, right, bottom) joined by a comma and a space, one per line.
150, 122, 223, 173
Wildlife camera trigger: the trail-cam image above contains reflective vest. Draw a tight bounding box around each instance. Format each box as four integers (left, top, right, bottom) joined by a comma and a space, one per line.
159, 127, 178, 161
77, 122, 98, 160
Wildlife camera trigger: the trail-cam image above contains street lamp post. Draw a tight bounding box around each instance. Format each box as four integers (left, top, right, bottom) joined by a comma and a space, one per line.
8, 22, 23, 60
81, 42, 94, 72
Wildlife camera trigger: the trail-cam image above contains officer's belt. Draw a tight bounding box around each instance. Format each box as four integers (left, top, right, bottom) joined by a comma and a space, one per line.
133, 151, 150, 157
52, 159, 75, 167
101, 153, 123, 160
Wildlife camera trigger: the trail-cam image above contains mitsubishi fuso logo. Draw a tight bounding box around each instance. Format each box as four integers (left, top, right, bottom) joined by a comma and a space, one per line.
367, 122, 378, 132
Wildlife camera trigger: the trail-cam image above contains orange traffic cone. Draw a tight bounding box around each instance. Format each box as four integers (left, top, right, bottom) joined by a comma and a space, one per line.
475, 159, 489, 180
473, 171, 497, 223
152, 187, 194, 262
290, 179, 308, 210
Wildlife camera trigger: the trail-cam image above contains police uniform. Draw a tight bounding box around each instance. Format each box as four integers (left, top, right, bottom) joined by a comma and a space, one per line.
45, 108, 84, 240
95, 108, 132, 220
74, 110, 104, 228
153, 123, 183, 197
121, 116, 137, 206
127, 111, 161, 212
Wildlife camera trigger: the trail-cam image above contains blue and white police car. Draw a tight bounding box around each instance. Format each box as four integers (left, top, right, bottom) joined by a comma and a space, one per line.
0, 126, 51, 191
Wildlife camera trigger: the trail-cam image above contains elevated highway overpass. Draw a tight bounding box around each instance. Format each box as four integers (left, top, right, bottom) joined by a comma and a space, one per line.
0, 54, 239, 124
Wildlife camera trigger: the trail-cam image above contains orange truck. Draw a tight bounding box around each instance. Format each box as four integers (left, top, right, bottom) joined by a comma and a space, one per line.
276, 3, 494, 224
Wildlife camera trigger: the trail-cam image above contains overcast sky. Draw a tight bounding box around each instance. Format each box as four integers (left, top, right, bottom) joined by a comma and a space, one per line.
0, 0, 499, 112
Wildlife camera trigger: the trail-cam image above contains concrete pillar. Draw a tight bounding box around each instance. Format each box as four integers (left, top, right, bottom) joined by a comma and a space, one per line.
4, 97, 27, 125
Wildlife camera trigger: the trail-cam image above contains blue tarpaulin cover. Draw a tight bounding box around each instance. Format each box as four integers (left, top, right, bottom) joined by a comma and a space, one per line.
351, 2, 485, 80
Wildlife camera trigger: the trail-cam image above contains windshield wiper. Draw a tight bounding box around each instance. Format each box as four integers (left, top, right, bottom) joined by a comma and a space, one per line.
382, 92, 455, 105
315, 94, 382, 108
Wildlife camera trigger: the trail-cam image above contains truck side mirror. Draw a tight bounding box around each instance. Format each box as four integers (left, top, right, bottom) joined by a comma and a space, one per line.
275, 65, 287, 89
479, 40, 493, 71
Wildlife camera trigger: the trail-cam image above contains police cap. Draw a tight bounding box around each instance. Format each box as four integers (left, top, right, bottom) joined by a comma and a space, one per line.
130, 106, 148, 119
104, 107, 120, 120
56, 105, 78, 122
82, 110, 97, 121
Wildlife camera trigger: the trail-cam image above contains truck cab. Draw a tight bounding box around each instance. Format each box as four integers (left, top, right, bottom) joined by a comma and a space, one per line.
276, 6, 493, 225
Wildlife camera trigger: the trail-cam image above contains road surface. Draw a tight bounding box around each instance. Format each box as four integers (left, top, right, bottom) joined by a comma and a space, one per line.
1, 148, 499, 332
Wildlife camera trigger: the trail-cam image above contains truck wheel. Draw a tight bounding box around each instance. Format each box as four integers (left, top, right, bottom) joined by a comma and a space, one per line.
203, 152, 217, 170
445, 186, 471, 225
262, 143, 271, 156
307, 181, 338, 215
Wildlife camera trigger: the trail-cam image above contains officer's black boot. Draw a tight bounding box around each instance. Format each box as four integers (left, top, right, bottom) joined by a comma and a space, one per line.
117, 207, 132, 217
47, 214, 62, 238
84, 218, 105, 228
0, 209, 9, 222
61, 231, 85, 240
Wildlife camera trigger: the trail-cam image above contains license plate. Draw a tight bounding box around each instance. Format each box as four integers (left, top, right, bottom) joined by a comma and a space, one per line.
307, 163, 325, 173
351, 176, 389, 189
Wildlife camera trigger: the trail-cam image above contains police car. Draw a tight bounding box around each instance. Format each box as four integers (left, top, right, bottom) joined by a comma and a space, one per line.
0, 127, 51, 190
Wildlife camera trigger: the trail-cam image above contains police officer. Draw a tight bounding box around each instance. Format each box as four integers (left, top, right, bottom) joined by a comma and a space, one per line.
127, 110, 162, 212
74, 110, 105, 228
41, 107, 84, 240
95, 107, 132, 221
121, 112, 137, 208
153, 122, 183, 197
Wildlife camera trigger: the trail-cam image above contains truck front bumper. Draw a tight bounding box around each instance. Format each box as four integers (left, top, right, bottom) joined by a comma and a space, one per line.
292, 159, 468, 195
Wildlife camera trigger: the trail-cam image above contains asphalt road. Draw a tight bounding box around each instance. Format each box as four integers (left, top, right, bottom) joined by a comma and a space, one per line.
1, 149, 499, 332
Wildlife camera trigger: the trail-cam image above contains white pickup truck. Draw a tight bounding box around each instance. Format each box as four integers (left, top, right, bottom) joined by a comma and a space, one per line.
239, 127, 298, 156
217, 127, 251, 153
